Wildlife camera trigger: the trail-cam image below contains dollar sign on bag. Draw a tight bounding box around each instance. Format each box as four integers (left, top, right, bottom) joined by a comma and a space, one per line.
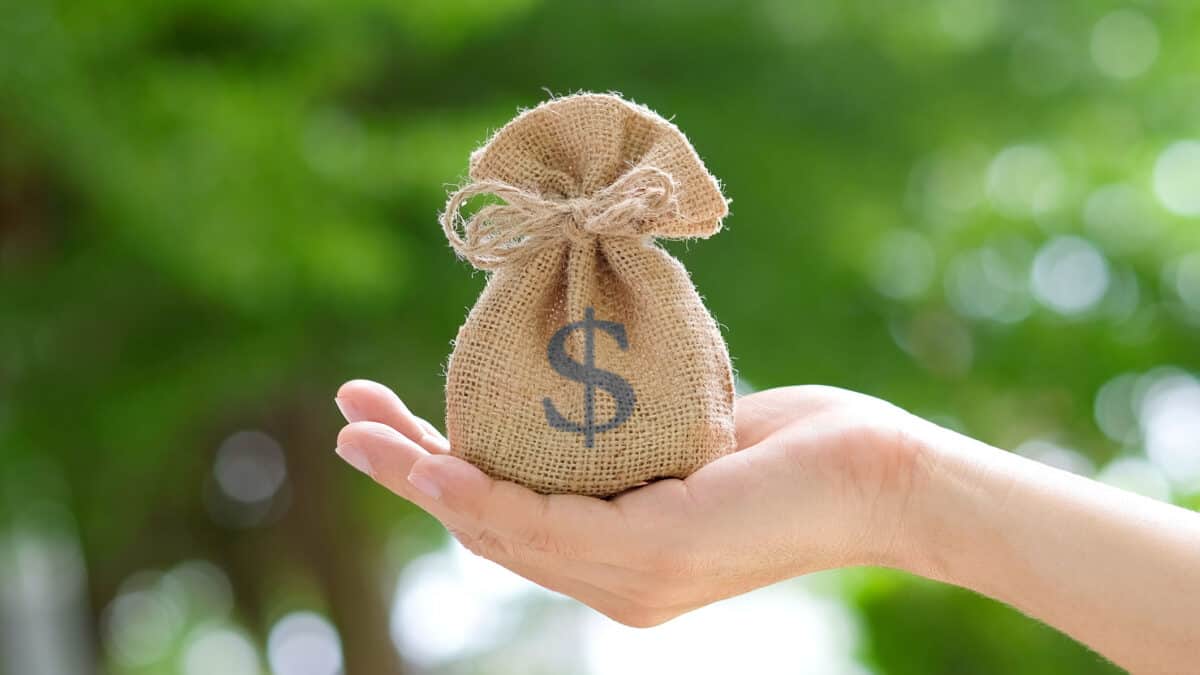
543, 307, 636, 448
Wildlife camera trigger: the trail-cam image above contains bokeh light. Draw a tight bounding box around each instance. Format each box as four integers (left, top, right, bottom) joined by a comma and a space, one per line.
207, 430, 290, 528
1096, 457, 1172, 503
986, 145, 1065, 219
1090, 10, 1159, 80
391, 539, 549, 667
181, 625, 261, 675
103, 571, 185, 668
161, 560, 234, 621
0, 522, 92, 675
1094, 372, 1141, 446
214, 431, 287, 504
1030, 236, 1110, 316
583, 584, 865, 675
267, 611, 344, 675
1166, 252, 1200, 313
1138, 372, 1200, 487
944, 243, 1033, 323
1153, 141, 1200, 216
1015, 439, 1096, 476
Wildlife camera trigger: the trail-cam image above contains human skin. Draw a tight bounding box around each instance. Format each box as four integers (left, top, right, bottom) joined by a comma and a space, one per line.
333, 379, 1200, 674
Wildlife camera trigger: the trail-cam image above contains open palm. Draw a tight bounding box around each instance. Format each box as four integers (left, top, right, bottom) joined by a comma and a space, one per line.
334, 380, 922, 626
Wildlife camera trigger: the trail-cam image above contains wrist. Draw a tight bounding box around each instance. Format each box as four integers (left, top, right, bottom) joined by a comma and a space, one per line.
837, 409, 958, 572
883, 419, 1016, 587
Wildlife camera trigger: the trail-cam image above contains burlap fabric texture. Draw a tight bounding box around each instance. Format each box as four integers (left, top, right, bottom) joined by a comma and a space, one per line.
440, 93, 736, 497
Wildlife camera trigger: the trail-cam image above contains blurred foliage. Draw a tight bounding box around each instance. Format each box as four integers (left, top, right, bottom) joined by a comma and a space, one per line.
2, 0, 1199, 673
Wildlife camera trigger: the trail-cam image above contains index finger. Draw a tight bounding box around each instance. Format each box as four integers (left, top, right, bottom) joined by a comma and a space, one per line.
336, 379, 449, 453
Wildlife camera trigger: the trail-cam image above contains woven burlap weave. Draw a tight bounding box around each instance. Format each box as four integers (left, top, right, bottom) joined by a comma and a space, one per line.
441, 93, 735, 497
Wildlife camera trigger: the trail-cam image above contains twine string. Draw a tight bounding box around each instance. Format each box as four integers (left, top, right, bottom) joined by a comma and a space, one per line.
440, 166, 679, 270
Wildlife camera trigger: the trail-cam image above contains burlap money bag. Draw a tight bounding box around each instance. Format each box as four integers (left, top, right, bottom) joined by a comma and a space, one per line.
440, 93, 735, 497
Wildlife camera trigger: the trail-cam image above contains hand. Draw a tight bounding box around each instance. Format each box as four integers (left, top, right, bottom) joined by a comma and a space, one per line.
333, 380, 928, 626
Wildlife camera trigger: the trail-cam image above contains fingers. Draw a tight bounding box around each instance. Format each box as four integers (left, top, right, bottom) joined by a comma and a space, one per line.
336, 421, 493, 546
406, 453, 634, 566
335, 421, 432, 500
333, 381, 633, 566
335, 419, 710, 621
336, 421, 620, 563
336, 379, 449, 454
332, 382, 700, 614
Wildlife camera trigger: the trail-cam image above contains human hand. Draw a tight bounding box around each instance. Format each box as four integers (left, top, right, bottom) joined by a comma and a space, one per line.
333, 380, 929, 626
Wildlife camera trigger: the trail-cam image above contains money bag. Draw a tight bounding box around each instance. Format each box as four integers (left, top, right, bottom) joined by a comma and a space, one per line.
440, 93, 736, 497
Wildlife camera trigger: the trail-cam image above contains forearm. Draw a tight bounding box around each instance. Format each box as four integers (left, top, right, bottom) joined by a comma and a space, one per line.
899, 423, 1200, 674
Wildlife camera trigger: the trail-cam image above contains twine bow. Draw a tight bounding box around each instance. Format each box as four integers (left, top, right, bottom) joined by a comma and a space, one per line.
440, 165, 680, 270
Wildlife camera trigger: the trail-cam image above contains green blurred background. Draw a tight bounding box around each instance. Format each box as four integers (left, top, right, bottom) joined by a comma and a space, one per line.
2, 0, 1199, 673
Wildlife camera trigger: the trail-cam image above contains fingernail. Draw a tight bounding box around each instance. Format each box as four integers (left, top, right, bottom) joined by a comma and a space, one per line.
335, 397, 362, 422
407, 470, 442, 500
336, 444, 372, 475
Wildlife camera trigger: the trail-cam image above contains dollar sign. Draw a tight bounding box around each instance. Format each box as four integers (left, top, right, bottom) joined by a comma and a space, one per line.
543, 307, 637, 448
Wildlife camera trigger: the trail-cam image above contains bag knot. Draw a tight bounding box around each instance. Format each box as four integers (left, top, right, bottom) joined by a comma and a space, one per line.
441, 166, 680, 270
